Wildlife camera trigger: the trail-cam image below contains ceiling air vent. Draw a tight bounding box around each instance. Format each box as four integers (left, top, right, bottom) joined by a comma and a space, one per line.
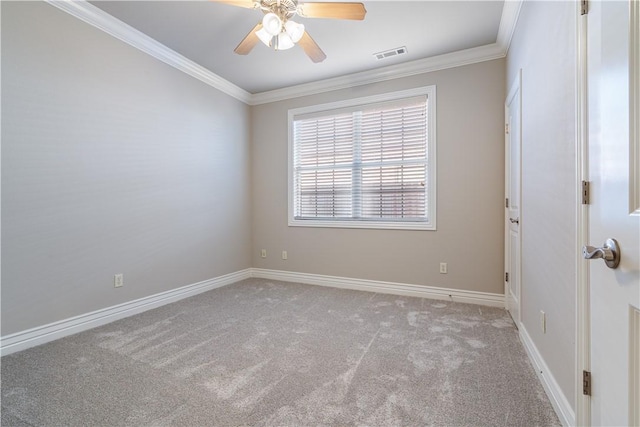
373, 46, 408, 60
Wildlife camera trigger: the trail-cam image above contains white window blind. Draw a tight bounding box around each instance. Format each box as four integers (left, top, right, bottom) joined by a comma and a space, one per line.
290, 88, 435, 230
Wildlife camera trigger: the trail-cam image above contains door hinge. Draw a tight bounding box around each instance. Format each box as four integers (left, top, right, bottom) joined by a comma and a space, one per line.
582, 180, 590, 205
505, 197, 509, 208
505, 272, 509, 282
583, 370, 591, 395
581, 0, 588, 15
505, 123, 510, 134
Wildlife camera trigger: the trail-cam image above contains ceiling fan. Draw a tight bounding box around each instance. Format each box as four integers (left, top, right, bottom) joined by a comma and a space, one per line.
212, 0, 366, 63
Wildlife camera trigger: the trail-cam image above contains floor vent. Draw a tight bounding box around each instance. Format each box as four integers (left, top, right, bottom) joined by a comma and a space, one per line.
373, 46, 408, 60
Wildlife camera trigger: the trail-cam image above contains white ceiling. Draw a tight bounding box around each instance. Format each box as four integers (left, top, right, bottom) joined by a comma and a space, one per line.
90, 1, 506, 94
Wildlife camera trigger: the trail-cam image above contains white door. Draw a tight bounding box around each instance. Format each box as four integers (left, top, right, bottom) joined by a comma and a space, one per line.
586, 0, 640, 424
505, 72, 522, 328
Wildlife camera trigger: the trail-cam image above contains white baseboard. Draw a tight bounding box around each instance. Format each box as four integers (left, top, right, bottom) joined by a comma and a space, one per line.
0, 269, 251, 356
250, 268, 505, 308
519, 325, 575, 426
1, 268, 503, 356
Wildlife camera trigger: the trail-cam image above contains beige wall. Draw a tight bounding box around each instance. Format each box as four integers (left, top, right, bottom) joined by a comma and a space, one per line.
1, 2, 252, 335
1, 2, 509, 340
506, 1, 577, 408
251, 59, 506, 294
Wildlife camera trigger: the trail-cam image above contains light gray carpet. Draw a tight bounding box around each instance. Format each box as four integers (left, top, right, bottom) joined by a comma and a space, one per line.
1, 278, 560, 426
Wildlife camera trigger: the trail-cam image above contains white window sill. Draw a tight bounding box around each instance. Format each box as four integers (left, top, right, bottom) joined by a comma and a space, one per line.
288, 218, 436, 231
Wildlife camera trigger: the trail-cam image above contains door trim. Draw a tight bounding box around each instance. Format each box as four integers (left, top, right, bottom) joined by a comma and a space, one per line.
630, 307, 640, 425
505, 70, 522, 328
630, 0, 640, 215
575, 3, 591, 425
627, 6, 640, 424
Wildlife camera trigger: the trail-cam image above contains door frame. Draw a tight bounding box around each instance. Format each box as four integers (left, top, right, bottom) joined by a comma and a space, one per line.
628, 1, 640, 424
575, 2, 590, 424
505, 70, 522, 328
631, 0, 640, 217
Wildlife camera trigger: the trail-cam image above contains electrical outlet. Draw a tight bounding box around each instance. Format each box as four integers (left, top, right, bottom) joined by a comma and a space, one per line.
540, 310, 546, 333
439, 262, 448, 274
282, 250, 288, 260
114, 274, 124, 288
261, 249, 267, 258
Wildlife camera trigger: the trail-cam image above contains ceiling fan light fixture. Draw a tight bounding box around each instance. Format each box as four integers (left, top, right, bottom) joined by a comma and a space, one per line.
256, 27, 274, 46
284, 20, 305, 43
275, 32, 295, 50
262, 12, 282, 36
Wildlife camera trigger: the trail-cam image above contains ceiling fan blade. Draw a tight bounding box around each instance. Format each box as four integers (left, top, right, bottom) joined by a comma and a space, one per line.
209, 0, 258, 9
298, 31, 327, 63
297, 2, 366, 20
234, 23, 262, 55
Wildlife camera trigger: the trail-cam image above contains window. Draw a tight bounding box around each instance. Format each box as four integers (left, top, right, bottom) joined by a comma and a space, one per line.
288, 86, 436, 230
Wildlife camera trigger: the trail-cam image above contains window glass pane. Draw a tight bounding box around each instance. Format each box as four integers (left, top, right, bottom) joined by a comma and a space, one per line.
361, 165, 426, 219
296, 169, 352, 218
294, 114, 353, 167
361, 103, 427, 163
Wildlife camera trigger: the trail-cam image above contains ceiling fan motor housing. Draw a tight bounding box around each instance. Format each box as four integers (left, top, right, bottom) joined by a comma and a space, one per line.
260, 0, 298, 20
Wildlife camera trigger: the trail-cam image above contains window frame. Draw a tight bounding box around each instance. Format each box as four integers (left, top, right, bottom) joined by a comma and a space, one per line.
287, 85, 437, 231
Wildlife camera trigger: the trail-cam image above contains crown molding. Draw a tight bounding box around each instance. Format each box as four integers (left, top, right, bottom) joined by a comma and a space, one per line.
45, 0, 252, 104
46, 0, 522, 106
250, 42, 505, 105
496, 0, 523, 55
249, 0, 524, 105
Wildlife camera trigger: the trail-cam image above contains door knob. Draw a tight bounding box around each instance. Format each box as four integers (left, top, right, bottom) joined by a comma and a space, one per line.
582, 238, 620, 269
509, 217, 519, 224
